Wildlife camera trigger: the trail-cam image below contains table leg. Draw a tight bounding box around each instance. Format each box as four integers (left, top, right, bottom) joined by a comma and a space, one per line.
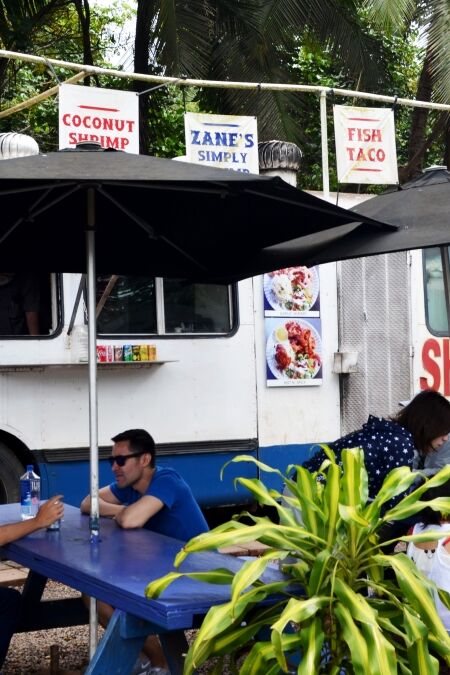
84, 609, 144, 674
21, 570, 47, 606
159, 631, 189, 675
84, 610, 188, 675
17, 570, 88, 631
119, 613, 188, 675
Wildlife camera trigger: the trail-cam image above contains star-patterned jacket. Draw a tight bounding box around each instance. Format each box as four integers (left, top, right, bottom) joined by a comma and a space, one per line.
302, 415, 415, 500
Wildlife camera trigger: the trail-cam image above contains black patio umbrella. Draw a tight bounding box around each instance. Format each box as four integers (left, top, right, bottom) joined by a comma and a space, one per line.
263, 166, 450, 269
0, 146, 395, 282
0, 146, 393, 540
0, 145, 400, 657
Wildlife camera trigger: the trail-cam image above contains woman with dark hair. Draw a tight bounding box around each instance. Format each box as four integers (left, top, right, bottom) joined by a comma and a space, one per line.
301, 389, 450, 503
394, 390, 450, 472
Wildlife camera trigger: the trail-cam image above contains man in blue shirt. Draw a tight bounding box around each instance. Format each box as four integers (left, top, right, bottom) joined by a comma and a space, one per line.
80, 428, 208, 675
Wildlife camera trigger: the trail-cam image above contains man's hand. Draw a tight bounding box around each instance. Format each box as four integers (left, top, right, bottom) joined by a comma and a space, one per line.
80, 487, 125, 517
35, 496, 64, 528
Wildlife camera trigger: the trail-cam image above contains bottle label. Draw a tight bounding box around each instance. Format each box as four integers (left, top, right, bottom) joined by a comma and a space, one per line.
30, 478, 40, 506
20, 476, 40, 518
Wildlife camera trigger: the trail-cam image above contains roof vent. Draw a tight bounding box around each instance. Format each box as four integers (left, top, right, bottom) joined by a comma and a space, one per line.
75, 141, 104, 151
59, 141, 122, 153
423, 165, 448, 172
0, 132, 39, 159
258, 140, 302, 171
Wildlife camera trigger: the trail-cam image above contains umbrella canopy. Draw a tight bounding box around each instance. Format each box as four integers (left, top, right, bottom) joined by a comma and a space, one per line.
0, 147, 394, 530
0, 147, 394, 282
264, 167, 450, 268
350, 165, 450, 253
265, 167, 450, 268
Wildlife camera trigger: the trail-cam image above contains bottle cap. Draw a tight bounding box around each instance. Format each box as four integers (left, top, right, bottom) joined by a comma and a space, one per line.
26, 464, 34, 471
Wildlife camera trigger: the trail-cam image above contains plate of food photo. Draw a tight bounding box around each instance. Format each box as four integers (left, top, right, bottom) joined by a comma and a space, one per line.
266, 319, 322, 380
264, 266, 319, 313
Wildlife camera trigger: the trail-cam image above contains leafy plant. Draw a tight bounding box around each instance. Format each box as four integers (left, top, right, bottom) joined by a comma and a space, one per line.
146, 448, 450, 674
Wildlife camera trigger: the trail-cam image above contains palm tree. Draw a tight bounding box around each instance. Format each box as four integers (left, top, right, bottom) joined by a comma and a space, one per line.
0, 0, 67, 89
133, 0, 391, 151
364, 0, 450, 180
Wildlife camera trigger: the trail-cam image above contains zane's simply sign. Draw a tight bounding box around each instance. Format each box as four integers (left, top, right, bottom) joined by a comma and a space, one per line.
333, 105, 398, 184
59, 84, 139, 153
184, 112, 259, 173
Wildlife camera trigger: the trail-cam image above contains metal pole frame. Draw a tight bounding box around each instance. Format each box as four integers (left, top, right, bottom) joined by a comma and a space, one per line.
86, 187, 99, 657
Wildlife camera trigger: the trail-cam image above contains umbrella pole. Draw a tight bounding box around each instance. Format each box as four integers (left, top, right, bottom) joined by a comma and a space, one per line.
86, 187, 100, 657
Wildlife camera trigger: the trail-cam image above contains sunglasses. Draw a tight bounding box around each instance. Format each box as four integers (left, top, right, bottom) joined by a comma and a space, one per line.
108, 451, 145, 467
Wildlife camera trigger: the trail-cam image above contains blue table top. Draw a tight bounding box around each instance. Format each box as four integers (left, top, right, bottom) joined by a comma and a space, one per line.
0, 503, 283, 631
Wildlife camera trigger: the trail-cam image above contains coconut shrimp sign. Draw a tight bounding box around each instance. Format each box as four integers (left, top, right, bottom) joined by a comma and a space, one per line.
59, 84, 139, 153
333, 105, 398, 184
184, 113, 259, 173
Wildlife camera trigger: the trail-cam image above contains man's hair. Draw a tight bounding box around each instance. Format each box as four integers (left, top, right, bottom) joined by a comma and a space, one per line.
111, 429, 156, 467
392, 390, 450, 454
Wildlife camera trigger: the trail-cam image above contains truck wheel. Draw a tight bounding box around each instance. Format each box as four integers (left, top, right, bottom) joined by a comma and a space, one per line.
0, 444, 24, 503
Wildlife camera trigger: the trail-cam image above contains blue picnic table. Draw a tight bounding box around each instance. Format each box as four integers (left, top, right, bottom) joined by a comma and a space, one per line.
0, 503, 284, 674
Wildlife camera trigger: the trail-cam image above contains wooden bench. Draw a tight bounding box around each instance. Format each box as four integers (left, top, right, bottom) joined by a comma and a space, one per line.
0, 560, 28, 587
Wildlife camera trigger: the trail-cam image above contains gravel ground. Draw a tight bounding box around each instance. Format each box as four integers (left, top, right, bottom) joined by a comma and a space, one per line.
2, 581, 225, 675
3, 582, 96, 674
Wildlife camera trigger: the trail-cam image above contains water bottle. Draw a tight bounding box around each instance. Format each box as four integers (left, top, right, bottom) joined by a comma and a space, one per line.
71, 325, 88, 362
20, 465, 40, 520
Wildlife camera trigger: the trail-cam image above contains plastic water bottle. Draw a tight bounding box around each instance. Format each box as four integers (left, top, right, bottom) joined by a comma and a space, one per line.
20, 465, 40, 520
70, 324, 88, 362
74, 325, 88, 362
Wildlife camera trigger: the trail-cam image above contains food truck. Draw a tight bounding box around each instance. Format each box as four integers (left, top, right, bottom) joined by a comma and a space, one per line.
0, 227, 447, 512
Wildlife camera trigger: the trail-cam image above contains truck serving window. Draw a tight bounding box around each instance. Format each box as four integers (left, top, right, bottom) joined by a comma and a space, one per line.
96, 275, 234, 336
423, 247, 450, 336
0, 272, 59, 338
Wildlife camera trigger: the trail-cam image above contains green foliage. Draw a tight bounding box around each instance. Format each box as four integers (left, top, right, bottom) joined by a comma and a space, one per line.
0, 1, 444, 178
0, 1, 133, 151
146, 450, 450, 674
290, 27, 423, 191
143, 85, 199, 158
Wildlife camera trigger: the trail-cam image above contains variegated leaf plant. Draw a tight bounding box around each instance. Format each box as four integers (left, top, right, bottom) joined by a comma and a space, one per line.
146, 447, 450, 674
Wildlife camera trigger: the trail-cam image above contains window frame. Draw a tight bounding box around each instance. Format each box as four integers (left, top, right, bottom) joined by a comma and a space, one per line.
95, 276, 239, 339
422, 246, 450, 337
0, 273, 64, 341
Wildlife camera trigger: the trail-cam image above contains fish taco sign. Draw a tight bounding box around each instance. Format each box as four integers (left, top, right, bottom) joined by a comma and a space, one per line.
59, 83, 139, 153
333, 104, 398, 184
184, 112, 259, 173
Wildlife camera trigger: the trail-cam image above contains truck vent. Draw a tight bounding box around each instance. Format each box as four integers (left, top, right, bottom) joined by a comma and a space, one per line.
337, 251, 412, 434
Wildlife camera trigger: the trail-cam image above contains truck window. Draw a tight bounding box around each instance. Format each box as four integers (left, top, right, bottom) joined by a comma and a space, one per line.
163, 279, 232, 333
96, 276, 157, 334
96, 275, 234, 335
423, 247, 449, 335
0, 272, 58, 337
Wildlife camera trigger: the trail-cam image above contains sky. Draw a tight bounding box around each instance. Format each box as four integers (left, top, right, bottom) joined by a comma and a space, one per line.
91, 0, 135, 70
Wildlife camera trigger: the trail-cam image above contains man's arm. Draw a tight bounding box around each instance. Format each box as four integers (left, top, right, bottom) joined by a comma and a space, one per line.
114, 495, 164, 529
25, 310, 39, 336
80, 486, 126, 517
0, 496, 64, 546
21, 273, 40, 335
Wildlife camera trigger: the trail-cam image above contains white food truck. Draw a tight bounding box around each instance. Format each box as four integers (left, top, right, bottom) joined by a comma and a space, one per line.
0, 232, 446, 513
